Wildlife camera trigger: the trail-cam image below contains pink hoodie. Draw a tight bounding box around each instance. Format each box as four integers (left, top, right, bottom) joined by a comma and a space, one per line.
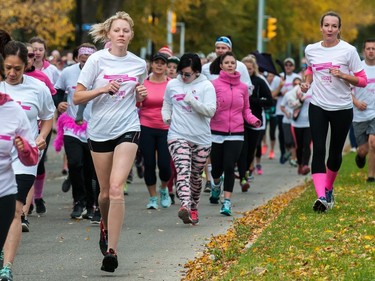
210, 70, 260, 135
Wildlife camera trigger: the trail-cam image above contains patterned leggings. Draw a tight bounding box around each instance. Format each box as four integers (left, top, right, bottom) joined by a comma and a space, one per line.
168, 139, 211, 210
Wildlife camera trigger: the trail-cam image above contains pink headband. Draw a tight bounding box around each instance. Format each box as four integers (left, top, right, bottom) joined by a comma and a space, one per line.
78, 47, 95, 57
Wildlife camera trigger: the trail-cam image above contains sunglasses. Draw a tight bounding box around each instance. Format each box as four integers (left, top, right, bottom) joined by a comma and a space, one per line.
179, 71, 194, 78
216, 36, 231, 45
27, 53, 35, 59
284, 63, 293, 67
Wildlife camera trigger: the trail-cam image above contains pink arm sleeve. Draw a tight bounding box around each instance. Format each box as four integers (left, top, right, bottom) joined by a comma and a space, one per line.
16, 136, 39, 166
354, 70, 367, 88
305, 66, 313, 75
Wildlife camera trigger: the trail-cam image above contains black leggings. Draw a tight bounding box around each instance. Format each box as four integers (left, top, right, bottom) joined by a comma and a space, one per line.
238, 128, 262, 179
211, 140, 243, 193
277, 115, 285, 156
64, 136, 95, 208
309, 103, 353, 173
0, 194, 16, 250
139, 126, 171, 186
293, 127, 312, 166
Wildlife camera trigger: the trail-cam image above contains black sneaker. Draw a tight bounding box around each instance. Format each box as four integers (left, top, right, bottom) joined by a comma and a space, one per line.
61, 176, 71, 193
90, 207, 101, 224
70, 202, 85, 219
35, 198, 46, 214
82, 207, 94, 220
366, 177, 375, 183
99, 220, 108, 255
355, 154, 366, 169
101, 248, 118, 273
21, 215, 30, 232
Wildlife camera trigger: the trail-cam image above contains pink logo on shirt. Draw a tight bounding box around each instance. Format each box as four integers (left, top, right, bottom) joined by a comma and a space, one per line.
0, 135, 11, 141
103, 74, 137, 84
173, 94, 186, 101
313, 62, 340, 71
15, 101, 31, 111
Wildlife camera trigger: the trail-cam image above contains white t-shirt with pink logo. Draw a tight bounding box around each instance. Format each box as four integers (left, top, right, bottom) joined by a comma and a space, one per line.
0, 100, 36, 197
77, 49, 148, 141
0, 76, 55, 175
353, 61, 375, 122
305, 40, 363, 111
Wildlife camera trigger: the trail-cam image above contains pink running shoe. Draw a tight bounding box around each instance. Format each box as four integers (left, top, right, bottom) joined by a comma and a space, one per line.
190, 209, 199, 225
268, 150, 275, 159
261, 145, 268, 155
256, 164, 263, 175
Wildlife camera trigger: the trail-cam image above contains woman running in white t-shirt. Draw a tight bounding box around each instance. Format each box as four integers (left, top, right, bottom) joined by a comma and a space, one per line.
73, 11, 148, 273
301, 11, 367, 212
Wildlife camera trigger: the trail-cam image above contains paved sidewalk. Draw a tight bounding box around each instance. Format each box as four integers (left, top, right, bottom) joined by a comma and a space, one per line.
12, 148, 308, 280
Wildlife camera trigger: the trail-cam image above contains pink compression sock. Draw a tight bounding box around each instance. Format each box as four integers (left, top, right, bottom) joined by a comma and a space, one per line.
34, 172, 46, 199
325, 168, 338, 191
312, 173, 326, 199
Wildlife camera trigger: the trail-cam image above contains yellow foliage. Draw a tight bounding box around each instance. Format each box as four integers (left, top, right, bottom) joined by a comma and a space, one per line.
0, 0, 75, 49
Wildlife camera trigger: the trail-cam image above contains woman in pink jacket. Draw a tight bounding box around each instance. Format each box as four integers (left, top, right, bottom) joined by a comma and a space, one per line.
209, 52, 261, 215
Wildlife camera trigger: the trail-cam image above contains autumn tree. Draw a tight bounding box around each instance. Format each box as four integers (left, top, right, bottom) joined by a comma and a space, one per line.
0, 0, 75, 49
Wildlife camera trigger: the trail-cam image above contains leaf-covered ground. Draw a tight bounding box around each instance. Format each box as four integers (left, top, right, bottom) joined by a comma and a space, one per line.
182, 154, 374, 280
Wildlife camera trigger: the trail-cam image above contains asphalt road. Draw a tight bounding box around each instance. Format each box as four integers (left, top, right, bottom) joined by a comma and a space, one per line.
12, 145, 307, 281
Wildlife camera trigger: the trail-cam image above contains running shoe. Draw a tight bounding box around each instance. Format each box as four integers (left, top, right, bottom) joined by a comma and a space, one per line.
35, 198, 46, 214
90, 207, 101, 224
61, 176, 71, 193
83, 207, 94, 220
240, 178, 250, 192
146, 196, 159, 210
203, 181, 211, 193
220, 199, 232, 216
301, 165, 311, 175
70, 202, 85, 219
99, 220, 108, 256
261, 144, 268, 155
256, 164, 263, 175
289, 159, 298, 167
355, 154, 366, 169
0, 265, 13, 281
209, 184, 221, 204
366, 177, 375, 183
21, 214, 30, 233
190, 209, 199, 225
178, 207, 192, 224
101, 248, 118, 273
160, 188, 172, 208
268, 150, 275, 159
312, 197, 328, 213
325, 189, 335, 210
